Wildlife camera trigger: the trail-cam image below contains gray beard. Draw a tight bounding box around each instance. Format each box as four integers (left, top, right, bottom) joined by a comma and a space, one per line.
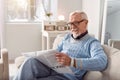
73, 33, 81, 38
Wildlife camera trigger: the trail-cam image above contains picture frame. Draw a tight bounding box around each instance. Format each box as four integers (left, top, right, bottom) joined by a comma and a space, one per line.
57, 25, 67, 31
44, 25, 56, 31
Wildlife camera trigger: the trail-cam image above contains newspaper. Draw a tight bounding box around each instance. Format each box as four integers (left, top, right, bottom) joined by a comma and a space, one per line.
22, 49, 73, 74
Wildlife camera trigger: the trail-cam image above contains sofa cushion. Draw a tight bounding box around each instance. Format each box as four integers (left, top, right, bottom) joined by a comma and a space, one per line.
83, 71, 103, 80
15, 56, 25, 68
102, 45, 120, 80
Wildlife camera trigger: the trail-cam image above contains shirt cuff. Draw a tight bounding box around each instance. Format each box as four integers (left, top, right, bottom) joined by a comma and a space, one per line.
70, 58, 74, 67
75, 59, 82, 69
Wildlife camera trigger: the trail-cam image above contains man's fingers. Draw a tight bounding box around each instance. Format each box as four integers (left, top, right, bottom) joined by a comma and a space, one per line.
55, 53, 70, 66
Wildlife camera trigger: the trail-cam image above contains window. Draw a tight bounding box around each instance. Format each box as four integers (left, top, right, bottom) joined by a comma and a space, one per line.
6, 0, 50, 22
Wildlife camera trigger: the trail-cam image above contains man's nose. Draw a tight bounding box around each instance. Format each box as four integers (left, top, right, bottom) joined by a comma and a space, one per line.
70, 24, 77, 29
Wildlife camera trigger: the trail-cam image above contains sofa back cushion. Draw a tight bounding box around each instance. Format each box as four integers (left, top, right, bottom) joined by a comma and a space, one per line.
52, 34, 64, 49
52, 33, 94, 49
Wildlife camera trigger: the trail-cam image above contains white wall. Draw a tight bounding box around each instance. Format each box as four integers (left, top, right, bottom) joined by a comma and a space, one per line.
57, 0, 82, 21
82, 0, 105, 40
51, 0, 82, 21
6, 23, 42, 60
0, 0, 1, 55
0, 0, 5, 48
106, 11, 120, 39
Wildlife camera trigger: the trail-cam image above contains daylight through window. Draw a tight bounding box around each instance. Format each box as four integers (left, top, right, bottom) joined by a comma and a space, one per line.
6, 0, 50, 22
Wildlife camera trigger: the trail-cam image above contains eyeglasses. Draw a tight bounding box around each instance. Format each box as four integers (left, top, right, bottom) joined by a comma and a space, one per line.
67, 19, 85, 27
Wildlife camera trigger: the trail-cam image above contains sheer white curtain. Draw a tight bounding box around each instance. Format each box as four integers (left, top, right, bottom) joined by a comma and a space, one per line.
35, 0, 46, 21
6, 0, 50, 22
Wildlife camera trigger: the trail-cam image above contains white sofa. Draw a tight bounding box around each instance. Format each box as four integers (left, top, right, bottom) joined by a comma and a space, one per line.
0, 49, 9, 80
15, 35, 120, 80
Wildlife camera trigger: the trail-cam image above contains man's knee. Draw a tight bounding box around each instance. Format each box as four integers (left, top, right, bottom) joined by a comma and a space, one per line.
25, 57, 38, 65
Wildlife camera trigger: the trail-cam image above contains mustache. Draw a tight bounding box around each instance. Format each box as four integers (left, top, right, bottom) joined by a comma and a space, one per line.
71, 29, 78, 31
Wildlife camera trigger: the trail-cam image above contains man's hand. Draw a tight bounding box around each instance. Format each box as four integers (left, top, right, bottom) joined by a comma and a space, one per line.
55, 52, 71, 66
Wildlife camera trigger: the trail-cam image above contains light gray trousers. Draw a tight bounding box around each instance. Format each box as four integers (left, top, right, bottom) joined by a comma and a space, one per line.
13, 58, 69, 80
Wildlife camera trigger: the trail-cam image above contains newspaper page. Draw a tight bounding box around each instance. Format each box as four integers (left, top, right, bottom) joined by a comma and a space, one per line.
22, 49, 73, 74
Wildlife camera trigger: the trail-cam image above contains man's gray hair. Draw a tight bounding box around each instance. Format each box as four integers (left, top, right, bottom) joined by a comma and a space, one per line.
69, 11, 88, 20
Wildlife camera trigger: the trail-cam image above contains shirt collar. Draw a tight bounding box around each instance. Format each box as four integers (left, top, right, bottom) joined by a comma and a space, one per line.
71, 31, 88, 40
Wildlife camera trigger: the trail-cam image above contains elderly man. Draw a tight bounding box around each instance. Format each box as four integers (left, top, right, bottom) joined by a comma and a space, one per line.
14, 11, 107, 80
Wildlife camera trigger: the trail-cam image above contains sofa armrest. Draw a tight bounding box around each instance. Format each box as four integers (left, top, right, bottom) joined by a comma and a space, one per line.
1, 49, 8, 64
108, 39, 120, 50
0, 60, 4, 79
1, 49, 9, 80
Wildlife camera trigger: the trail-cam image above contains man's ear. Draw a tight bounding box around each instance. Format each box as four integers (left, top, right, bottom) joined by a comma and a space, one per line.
85, 20, 88, 24
84, 20, 88, 29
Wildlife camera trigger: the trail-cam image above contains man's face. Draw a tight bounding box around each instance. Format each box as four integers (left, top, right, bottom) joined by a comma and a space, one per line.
68, 14, 88, 38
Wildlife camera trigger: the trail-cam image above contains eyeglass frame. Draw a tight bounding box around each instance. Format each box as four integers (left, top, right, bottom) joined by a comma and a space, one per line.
66, 19, 86, 27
